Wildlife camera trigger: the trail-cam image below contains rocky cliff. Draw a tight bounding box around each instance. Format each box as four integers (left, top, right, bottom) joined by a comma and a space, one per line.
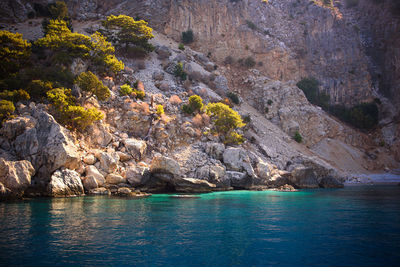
0, 0, 399, 198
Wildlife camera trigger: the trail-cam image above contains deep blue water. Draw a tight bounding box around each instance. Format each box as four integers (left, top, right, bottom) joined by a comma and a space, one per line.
1, 186, 400, 267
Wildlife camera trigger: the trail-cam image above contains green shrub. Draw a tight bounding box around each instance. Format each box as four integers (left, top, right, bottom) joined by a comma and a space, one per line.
246, 20, 257, 30
329, 102, 379, 130
0, 89, 30, 102
119, 84, 133, 96
224, 56, 235, 65
0, 30, 32, 78
240, 56, 256, 68
133, 89, 145, 100
294, 131, 302, 143
178, 43, 185, 50
265, 107, 269, 113
181, 29, 194, 44
174, 62, 187, 80
156, 104, 164, 116
47, 87, 102, 130
0, 100, 15, 122
243, 114, 251, 123
206, 102, 245, 139
27, 79, 54, 99
75, 71, 110, 101
224, 130, 245, 145
182, 95, 204, 115
227, 92, 239, 104
296, 77, 330, 110
102, 15, 154, 56
48, 1, 68, 20
267, 99, 273, 105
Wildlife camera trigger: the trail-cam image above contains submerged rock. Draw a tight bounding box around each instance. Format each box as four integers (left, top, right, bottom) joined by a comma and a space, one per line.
319, 176, 344, 188
47, 169, 84, 197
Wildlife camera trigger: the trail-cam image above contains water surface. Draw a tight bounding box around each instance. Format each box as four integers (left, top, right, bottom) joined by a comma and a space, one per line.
1, 186, 399, 266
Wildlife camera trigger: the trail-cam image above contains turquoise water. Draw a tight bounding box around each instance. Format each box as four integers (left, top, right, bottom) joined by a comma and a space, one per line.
1, 186, 400, 266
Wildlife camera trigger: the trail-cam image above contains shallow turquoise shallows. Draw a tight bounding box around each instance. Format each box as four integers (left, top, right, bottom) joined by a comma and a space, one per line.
1, 186, 400, 266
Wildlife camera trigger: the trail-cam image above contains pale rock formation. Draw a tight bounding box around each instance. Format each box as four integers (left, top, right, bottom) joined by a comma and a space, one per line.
47, 169, 84, 197
0, 158, 35, 196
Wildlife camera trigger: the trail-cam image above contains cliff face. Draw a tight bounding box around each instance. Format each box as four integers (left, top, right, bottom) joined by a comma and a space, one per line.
2, 0, 398, 109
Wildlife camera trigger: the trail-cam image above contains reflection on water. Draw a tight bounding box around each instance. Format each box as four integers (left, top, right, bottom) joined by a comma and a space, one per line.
1, 187, 400, 266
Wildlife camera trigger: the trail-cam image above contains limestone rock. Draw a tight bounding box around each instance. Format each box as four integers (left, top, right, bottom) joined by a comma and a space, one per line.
89, 187, 110, 195
0, 158, 35, 196
224, 171, 251, 189
47, 169, 84, 197
289, 167, 319, 189
97, 152, 119, 173
205, 142, 225, 160
82, 176, 98, 191
123, 138, 147, 161
117, 187, 132, 196
83, 154, 96, 165
13, 110, 80, 184
85, 165, 105, 186
117, 151, 131, 162
150, 155, 180, 176
106, 173, 126, 185
155, 45, 171, 60
86, 124, 113, 147
223, 147, 255, 177
0, 116, 35, 140
174, 178, 216, 193
126, 165, 150, 186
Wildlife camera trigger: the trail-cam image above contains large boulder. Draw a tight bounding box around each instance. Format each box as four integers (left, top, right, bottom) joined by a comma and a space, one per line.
47, 169, 84, 197
150, 155, 180, 178
224, 171, 252, 189
82, 176, 98, 191
289, 166, 319, 188
0, 158, 35, 196
123, 138, 147, 161
97, 152, 119, 173
13, 110, 80, 185
195, 164, 227, 187
223, 147, 255, 176
205, 142, 225, 161
174, 178, 216, 193
126, 165, 150, 186
86, 124, 113, 147
0, 116, 36, 140
106, 173, 126, 185
85, 165, 105, 186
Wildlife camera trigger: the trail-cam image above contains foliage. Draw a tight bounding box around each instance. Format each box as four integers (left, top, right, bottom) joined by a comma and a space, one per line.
206, 102, 245, 144
36, 20, 92, 62
178, 43, 185, 51
156, 104, 164, 116
243, 114, 251, 123
267, 99, 273, 105
0, 100, 15, 123
0, 30, 31, 78
227, 92, 240, 104
91, 32, 124, 74
47, 87, 103, 130
329, 102, 379, 130
294, 131, 302, 143
48, 1, 68, 20
174, 62, 187, 80
133, 89, 145, 100
224, 130, 245, 145
296, 77, 330, 110
26, 79, 54, 99
102, 15, 154, 56
75, 71, 110, 101
264, 107, 269, 113
182, 95, 204, 115
119, 84, 133, 96
246, 20, 257, 30
243, 56, 256, 68
181, 29, 194, 44
224, 56, 235, 65
0, 89, 30, 102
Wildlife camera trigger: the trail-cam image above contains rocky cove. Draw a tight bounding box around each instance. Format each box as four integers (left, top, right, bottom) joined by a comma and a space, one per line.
1, 0, 400, 200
